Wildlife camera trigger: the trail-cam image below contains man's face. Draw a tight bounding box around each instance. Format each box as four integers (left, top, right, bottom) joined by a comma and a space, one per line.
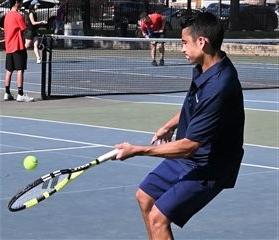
181, 27, 204, 65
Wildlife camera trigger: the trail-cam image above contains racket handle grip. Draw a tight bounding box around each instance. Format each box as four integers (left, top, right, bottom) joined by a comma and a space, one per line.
97, 149, 118, 162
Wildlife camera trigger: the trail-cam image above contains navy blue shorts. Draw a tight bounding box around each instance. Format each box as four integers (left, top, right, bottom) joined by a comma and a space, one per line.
139, 159, 223, 227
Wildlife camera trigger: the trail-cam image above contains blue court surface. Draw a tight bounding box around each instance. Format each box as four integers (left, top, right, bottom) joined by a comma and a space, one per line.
0, 53, 278, 240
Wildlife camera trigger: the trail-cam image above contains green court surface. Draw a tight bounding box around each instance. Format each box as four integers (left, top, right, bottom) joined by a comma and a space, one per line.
1, 95, 278, 147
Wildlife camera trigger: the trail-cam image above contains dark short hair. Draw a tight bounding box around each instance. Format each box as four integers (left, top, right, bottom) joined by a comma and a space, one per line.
181, 11, 224, 51
9, 0, 22, 9
139, 12, 148, 19
29, 3, 35, 10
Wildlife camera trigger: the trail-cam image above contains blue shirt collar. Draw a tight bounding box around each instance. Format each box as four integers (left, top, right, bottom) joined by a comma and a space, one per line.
192, 51, 229, 88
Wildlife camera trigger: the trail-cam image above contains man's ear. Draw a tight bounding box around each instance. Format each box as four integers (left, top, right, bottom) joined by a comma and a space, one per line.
197, 36, 209, 50
197, 36, 208, 48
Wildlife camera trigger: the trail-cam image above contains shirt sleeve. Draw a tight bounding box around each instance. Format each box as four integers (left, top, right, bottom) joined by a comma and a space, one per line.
186, 92, 223, 144
17, 13, 26, 31
140, 22, 147, 32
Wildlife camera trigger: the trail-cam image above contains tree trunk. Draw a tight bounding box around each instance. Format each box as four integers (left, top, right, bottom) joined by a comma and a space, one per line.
229, 0, 240, 30
82, 0, 91, 34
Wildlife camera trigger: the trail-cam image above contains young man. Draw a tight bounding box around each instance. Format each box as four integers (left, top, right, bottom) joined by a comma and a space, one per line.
114, 12, 245, 239
3, 0, 34, 102
139, 12, 166, 66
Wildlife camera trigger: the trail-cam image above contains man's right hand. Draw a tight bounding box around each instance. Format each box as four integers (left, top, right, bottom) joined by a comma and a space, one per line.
151, 127, 174, 145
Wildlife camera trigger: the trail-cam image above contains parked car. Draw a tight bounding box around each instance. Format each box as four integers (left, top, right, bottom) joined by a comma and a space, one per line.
206, 3, 230, 19
162, 8, 200, 31
239, 5, 278, 31
101, 1, 165, 26
206, 3, 278, 31
101, 1, 146, 26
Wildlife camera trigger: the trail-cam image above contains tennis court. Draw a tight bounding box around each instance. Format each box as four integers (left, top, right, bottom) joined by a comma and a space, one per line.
0, 44, 278, 239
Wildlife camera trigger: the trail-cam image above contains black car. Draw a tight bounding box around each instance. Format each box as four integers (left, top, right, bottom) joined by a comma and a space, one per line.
101, 1, 146, 26
162, 8, 200, 31
206, 3, 278, 31
239, 5, 278, 31
206, 3, 230, 19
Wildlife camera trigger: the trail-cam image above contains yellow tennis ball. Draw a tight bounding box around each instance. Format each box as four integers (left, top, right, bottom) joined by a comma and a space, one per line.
23, 155, 38, 170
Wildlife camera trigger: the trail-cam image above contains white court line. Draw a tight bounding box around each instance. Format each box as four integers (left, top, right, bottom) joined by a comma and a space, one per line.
1, 117, 278, 171
148, 93, 279, 104
0, 130, 112, 149
1, 115, 278, 150
86, 97, 279, 113
241, 163, 279, 170
0, 87, 40, 94
0, 145, 100, 156
0, 184, 138, 201
244, 108, 279, 113
245, 99, 279, 104
0, 115, 154, 134
245, 143, 279, 149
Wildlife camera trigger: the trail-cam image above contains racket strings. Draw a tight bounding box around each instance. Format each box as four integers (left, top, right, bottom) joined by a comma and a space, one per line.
10, 173, 70, 210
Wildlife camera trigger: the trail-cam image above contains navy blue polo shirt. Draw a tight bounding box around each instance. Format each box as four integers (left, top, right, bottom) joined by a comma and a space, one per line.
175, 53, 245, 188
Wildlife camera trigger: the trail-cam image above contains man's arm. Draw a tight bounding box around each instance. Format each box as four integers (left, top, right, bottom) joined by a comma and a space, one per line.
17, 13, 26, 32
114, 111, 201, 160
139, 20, 149, 38
151, 111, 180, 144
115, 138, 200, 160
160, 15, 166, 32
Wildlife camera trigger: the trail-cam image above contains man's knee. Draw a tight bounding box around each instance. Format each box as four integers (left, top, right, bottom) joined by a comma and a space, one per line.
149, 205, 170, 229
136, 189, 154, 208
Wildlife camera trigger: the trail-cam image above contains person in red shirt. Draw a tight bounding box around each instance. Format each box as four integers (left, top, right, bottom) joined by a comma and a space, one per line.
3, 0, 34, 102
139, 12, 166, 66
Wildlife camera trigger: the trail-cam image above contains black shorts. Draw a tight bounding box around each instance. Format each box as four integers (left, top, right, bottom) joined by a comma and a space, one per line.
6, 49, 27, 72
150, 32, 165, 38
25, 30, 38, 40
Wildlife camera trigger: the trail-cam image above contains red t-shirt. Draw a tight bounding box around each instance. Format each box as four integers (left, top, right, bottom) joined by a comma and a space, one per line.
4, 10, 26, 53
140, 13, 163, 33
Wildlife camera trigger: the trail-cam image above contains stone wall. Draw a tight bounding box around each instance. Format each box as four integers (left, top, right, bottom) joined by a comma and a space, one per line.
222, 43, 279, 56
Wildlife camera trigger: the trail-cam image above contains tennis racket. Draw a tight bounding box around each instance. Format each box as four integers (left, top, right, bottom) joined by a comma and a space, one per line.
8, 149, 118, 212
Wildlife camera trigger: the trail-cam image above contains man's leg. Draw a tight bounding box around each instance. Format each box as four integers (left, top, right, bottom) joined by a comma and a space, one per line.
149, 205, 173, 240
4, 70, 12, 90
136, 189, 155, 239
150, 43, 157, 66
158, 43, 165, 66
16, 70, 24, 95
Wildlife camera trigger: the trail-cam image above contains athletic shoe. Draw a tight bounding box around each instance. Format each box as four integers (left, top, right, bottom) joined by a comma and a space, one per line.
4, 93, 14, 101
151, 60, 157, 66
36, 58, 42, 64
16, 94, 34, 102
159, 59, 164, 66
